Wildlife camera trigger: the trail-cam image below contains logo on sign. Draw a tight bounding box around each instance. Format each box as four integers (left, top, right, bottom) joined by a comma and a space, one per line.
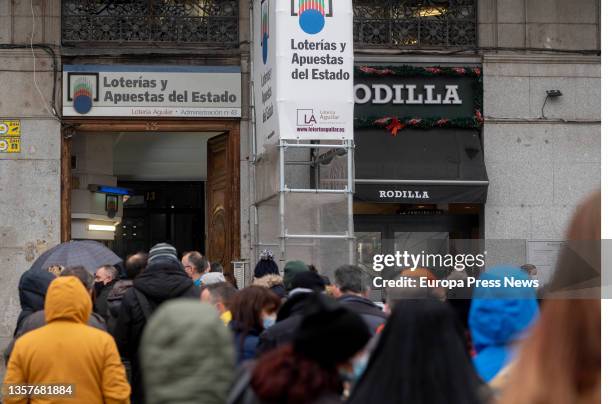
67, 73, 99, 115
297, 109, 317, 126
0, 137, 20, 153
0, 121, 20, 136
261, 0, 269, 64
291, 0, 333, 35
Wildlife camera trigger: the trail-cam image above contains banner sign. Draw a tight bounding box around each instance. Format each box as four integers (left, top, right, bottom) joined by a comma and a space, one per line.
253, 0, 354, 154
63, 65, 241, 118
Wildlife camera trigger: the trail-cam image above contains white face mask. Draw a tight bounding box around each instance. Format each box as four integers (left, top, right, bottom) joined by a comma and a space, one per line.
262, 313, 277, 329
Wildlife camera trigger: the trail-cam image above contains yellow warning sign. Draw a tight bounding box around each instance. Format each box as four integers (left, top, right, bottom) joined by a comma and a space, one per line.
0, 137, 20, 153
0, 120, 20, 137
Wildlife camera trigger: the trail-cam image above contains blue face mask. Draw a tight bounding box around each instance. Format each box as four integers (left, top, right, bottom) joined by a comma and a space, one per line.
351, 354, 369, 381
262, 314, 276, 329
339, 354, 369, 383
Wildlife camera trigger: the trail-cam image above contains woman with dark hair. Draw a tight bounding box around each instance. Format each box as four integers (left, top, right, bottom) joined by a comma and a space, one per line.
348, 299, 485, 404
230, 286, 281, 364
228, 294, 371, 404
252, 250, 286, 298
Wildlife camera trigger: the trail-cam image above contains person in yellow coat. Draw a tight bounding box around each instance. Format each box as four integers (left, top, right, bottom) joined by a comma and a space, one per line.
3, 276, 130, 404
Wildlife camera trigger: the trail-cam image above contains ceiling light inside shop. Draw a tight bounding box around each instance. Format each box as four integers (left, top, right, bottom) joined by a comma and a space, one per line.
88, 224, 116, 232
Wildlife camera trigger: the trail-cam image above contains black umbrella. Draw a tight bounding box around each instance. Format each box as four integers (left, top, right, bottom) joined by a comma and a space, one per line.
30, 240, 122, 273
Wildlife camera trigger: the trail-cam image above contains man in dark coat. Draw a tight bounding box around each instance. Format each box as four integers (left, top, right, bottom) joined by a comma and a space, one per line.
331, 265, 386, 335
106, 251, 148, 333
93, 264, 119, 321
256, 271, 325, 355
112, 243, 199, 404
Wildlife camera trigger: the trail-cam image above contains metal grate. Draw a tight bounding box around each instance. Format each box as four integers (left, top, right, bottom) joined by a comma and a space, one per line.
354, 0, 477, 48
62, 0, 239, 46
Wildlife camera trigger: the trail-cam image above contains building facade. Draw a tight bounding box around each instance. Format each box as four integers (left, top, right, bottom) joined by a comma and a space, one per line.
0, 0, 601, 369
0, 0, 253, 365
350, 0, 601, 282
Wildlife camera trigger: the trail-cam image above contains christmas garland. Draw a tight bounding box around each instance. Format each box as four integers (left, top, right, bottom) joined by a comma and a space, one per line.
354, 65, 484, 135
355, 114, 483, 136
355, 65, 482, 78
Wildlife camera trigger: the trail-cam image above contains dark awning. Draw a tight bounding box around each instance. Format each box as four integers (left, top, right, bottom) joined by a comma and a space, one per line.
354, 129, 488, 204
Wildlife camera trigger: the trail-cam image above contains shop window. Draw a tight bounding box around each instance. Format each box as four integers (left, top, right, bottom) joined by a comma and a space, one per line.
354, 0, 476, 48
62, 0, 239, 47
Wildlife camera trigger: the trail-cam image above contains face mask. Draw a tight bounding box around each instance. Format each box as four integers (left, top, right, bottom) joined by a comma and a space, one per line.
339, 354, 369, 383
94, 281, 105, 296
351, 354, 369, 381
262, 314, 276, 329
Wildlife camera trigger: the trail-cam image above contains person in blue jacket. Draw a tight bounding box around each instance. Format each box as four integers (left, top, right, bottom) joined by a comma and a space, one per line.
229, 285, 281, 364
468, 265, 539, 382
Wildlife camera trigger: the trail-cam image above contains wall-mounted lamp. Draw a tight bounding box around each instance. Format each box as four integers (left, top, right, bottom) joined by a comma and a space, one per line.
88, 224, 116, 232
541, 89, 563, 118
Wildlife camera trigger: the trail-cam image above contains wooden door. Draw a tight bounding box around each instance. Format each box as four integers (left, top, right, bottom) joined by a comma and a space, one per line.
206, 130, 240, 273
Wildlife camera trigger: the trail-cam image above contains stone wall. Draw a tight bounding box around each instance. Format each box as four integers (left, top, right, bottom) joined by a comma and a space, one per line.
479, 0, 599, 50
479, 0, 600, 266
0, 0, 62, 379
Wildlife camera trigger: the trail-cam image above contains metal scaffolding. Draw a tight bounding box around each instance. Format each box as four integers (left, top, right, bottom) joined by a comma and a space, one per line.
279, 139, 355, 264
253, 139, 355, 270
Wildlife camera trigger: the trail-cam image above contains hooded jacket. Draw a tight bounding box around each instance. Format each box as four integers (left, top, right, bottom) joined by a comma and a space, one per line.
4, 309, 106, 366
469, 266, 539, 382
14, 268, 56, 336
256, 291, 314, 355
337, 294, 386, 336
140, 300, 235, 404
112, 257, 199, 404
4, 276, 130, 404
252, 274, 286, 299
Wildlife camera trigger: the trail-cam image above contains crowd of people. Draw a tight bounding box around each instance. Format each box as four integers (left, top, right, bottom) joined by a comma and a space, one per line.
2, 191, 601, 404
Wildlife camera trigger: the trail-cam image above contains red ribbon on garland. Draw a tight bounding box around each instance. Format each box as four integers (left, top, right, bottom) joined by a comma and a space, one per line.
359, 66, 395, 76
372, 113, 482, 136
385, 117, 405, 136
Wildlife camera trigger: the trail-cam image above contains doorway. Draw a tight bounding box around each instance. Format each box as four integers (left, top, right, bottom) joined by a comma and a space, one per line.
112, 181, 205, 259
61, 119, 240, 272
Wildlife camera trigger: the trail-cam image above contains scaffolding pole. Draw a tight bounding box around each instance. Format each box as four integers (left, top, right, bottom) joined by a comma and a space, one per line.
277, 139, 355, 266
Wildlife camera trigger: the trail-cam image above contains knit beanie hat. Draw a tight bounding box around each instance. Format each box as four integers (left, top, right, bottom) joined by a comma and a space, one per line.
283, 260, 309, 290
294, 294, 370, 367
148, 243, 178, 263
201, 272, 226, 286
291, 271, 325, 293
254, 250, 280, 278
